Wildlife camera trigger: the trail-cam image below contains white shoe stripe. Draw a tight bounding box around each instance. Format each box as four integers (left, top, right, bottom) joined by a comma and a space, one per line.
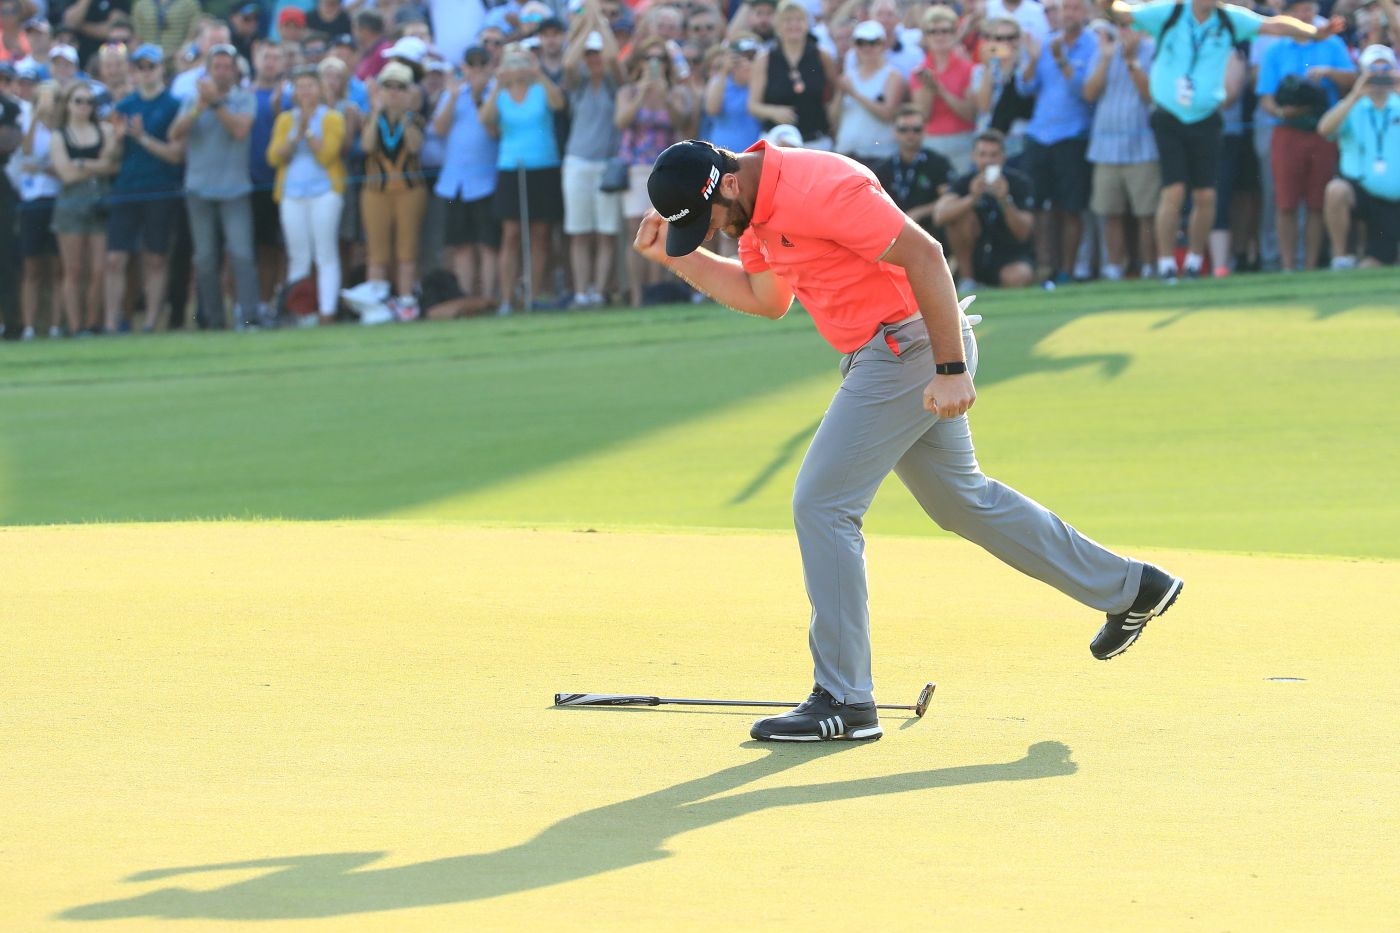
834, 714, 845, 737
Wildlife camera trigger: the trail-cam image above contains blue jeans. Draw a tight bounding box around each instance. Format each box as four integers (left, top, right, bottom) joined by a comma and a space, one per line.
186, 193, 260, 329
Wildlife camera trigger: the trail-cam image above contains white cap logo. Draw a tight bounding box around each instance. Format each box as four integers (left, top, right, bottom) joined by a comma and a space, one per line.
662, 208, 691, 223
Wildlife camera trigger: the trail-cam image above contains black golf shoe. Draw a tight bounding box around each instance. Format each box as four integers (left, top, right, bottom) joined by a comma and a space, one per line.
750, 686, 883, 742
1091, 563, 1184, 660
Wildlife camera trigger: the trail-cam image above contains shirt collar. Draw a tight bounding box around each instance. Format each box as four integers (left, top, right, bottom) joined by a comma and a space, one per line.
744, 139, 782, 227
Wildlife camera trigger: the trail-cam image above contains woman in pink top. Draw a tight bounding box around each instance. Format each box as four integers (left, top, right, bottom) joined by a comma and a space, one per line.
912, 5, 977, 174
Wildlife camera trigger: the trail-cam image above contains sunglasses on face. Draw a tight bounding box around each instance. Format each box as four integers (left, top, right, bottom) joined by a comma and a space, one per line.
896, 125, 922, 133
926, 27, 955, 35
986, 31, 1019, 40
855, 38, 882, 46
380, 81, 408, 90
70, 97, 93, 105
135, 61, 160, 70
482, 38, 503, 46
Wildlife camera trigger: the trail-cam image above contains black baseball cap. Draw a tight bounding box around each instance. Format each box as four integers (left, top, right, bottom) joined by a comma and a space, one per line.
648, 140, 726, 257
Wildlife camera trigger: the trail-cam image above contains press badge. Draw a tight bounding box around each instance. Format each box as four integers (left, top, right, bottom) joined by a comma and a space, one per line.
1176, 75, 1195, 108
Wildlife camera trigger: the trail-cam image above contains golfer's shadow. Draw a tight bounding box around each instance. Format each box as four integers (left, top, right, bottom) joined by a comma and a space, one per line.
59, 740, 1075, 922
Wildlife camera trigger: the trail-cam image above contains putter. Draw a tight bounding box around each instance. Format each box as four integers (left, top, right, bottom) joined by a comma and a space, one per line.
554, 682, 936, 718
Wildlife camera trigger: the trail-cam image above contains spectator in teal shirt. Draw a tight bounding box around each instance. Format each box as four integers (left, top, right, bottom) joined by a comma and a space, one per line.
1101, 0, 1342, 281
1256, 0, 1355, 271
1319, 45, 1400, 268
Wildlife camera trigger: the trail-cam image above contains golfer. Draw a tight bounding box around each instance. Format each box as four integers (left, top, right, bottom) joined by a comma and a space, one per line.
635, 139, 1183, 742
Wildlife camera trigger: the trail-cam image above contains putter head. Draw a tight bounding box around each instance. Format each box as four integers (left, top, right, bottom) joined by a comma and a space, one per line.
914, 682, 936, 718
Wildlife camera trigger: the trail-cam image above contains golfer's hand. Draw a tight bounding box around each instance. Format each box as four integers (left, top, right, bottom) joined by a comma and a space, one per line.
633, 209, 671, 265
923, 372, 976, 420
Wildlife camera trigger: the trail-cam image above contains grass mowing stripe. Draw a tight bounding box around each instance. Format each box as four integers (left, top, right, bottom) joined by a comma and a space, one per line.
0, 271, 1396, 559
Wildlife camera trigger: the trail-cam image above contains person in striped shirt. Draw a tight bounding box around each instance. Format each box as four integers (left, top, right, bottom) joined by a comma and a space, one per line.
1083, 18, 1159, 280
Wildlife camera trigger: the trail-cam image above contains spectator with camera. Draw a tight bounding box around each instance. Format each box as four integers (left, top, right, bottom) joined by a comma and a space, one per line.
1084, 18, 1159, 281
971, 16, 1034, 160
481, 42, 565, 313
105, 43, 184, 334
562, 21, 623, 307
1256, 0, 1355, 271
617, 36, 693, 307
1103, 0, 1344, 282
934, 128, 1037, 291
1320, 44, 1400, 267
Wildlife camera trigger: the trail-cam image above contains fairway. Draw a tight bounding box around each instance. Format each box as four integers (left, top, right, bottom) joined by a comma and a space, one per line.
3, 270, 1398, 931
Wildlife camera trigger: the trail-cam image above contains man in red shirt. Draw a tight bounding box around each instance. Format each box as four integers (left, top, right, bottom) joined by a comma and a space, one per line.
636, 139, 1184, 742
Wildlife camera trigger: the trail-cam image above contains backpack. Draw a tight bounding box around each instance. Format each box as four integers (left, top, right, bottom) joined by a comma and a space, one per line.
1159, 1, 1240, 49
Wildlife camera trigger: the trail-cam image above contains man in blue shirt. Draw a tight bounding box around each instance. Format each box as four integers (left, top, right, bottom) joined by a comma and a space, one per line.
1102, 0, 1343, 281
1016, 0, 1097, 285
1319, 44, 1400, 267
1256, 0, 1355, 271
104, 43, 185, 334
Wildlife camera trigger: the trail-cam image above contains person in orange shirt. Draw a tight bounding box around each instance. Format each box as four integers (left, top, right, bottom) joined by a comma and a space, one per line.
634, 139, 1185, 742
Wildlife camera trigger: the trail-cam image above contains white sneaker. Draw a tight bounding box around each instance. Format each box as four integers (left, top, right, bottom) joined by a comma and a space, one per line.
572, 292, 591, 308
21, 326, 35, 341
360, 304, 394, 326
1330, 255, 1357, 270
48, 325, 62, 339
956, 277, 977, 295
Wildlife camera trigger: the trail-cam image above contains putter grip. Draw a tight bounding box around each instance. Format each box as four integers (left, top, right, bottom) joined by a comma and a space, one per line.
554, 693, 661, 707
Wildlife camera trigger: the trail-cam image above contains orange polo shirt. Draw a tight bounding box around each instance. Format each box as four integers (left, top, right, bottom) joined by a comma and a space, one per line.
737, 141, 917, 353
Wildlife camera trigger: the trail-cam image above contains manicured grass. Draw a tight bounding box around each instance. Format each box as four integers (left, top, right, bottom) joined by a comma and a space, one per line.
1, 268, 1397, 557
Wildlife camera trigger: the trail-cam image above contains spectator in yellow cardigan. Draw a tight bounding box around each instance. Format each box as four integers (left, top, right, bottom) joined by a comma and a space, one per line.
266, 66, 347, 325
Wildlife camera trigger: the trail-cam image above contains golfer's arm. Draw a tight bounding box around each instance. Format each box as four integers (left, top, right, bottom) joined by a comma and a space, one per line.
666, 250, 794, 319
881, 217, 965, 364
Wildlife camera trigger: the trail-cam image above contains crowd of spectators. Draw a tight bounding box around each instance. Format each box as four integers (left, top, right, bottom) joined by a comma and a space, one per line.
0, 0, 1396, 338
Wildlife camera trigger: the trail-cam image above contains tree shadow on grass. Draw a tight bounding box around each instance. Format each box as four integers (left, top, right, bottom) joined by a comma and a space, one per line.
59, 741, 1075, 922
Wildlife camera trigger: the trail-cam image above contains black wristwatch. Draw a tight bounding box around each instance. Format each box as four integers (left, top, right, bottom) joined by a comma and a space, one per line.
935, 361, 967, 375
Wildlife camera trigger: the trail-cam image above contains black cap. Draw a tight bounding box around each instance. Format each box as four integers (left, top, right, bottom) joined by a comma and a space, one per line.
648, 140, 726, 257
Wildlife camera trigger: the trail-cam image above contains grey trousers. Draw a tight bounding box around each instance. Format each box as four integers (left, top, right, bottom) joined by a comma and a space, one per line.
793, 316, 1142, 704
186, 193, 261, 329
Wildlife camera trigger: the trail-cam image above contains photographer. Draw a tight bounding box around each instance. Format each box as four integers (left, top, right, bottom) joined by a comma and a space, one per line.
1319, 45, 1400, 268
933, 128, 1036, 291
1256, 0, 1355, 271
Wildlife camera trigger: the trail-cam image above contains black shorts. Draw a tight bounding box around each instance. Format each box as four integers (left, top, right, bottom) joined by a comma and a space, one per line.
972, 239, 1034, 285
1213, 133, 1259, 230
251, 187, 282, 246
18, 197, 57, 258
1022, 137, 1091, 212
494, 167, 564, 224
1152, 109, 1223, 191
442, 193, 501, 249
1355, 185, 1400, 265
105, 191, 182, 254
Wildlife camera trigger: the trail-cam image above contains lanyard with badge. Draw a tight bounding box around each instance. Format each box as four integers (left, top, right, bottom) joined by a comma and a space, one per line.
1176, 18, 1213, 108
1368, 104, 1391, 176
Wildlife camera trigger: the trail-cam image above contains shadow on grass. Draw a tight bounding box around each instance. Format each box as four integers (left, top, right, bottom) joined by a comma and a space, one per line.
59, 741, 1075, 921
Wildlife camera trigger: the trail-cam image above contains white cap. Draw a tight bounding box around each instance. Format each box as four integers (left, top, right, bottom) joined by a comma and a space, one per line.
584, 30, 605, 52
521, 35, 541, 49
386, 35, 428, 64
1359, 44, 1398, 72
852, 20, 886, 43
764, 124, 803, 147
49, 44, 79, 64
